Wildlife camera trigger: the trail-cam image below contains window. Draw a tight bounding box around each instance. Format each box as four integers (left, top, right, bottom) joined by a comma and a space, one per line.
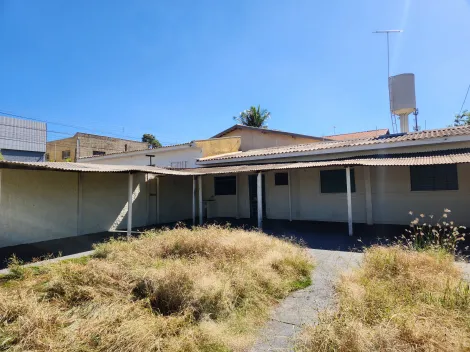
45, 153, 50, 161
93, 151, 106, 156
275, 172, 289, 186
320, 169, 356, 193
62, 150, 70, 159
214, 176, 236, 195
410, 165, 458, 191
124, 144, 128, 152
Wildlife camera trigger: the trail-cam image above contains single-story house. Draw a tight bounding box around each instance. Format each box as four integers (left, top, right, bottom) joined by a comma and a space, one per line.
1, 125, 470, 248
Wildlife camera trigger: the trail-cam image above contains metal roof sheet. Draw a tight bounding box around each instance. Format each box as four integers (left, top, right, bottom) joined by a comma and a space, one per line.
200, 125, 470, 162
2, 149, 470, 176
190, 150, 470, 175
0, 161, 189, 175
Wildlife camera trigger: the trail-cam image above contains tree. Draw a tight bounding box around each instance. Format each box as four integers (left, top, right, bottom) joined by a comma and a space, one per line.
142, 133, 162, 148
453, 110, 470, 126
233, 105, 270, 128
0, 152, 4, 161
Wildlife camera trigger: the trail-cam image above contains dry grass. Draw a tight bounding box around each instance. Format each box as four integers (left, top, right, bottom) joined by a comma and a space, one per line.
0, 225, 313, 352
296, 246, 470, 352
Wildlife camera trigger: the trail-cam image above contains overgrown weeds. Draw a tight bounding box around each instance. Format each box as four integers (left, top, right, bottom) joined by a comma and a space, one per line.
0, 225, 313, 351
296, 246, 470, 351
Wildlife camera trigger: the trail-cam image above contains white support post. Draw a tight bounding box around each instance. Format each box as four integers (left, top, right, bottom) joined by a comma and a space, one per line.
77, 172, 83, 236
127, 172, 133, 237
257, 172, 263, 229
235, 174, 240, 219
198, 176, 203, 225
288, 170, 292, 222
346, 167, 353, 236
192, 176, 197, 225
156, 176, 160, 224
364, 166, 373, 225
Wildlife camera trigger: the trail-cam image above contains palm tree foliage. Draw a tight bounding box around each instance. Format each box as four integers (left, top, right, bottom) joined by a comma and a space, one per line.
233, 105, 270, 128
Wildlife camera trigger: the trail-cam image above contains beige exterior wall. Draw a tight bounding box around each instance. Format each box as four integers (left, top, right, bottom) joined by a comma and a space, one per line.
46, 134, 147, 162
0, 169, 153, 247
221, 129, 321, 151
194, 137, 241, 157
46, 136, 77, 162
200, 164, 470, 227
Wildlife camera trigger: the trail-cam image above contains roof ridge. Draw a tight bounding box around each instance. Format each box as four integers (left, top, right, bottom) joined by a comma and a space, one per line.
324, 128, 389, 137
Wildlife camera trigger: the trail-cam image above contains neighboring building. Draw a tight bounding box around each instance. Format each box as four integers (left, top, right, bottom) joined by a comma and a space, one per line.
78, 137, 241, 168
46, 133, 148, 162
212, 124, 324, 151
324, 128, 389, 141
0, 116, 46, 162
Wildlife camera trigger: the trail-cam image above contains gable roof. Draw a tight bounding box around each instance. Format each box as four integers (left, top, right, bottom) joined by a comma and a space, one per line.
198, 125, 470, 164
324, 128, 389, 141
212, 124, 322, 140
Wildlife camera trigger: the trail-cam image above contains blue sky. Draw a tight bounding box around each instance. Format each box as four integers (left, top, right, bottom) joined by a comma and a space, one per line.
1, 0, 470, 145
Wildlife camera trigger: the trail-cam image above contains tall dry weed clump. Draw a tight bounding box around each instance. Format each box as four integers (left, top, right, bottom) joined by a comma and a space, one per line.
296, 246, 470, 352
0, 225, 313, 352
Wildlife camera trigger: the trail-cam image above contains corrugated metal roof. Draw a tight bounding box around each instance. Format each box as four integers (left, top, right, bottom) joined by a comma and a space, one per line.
324, 128, 389, 141
0, 161, 189, 175
0, 116, 46, 153
190, 150, 470, 175
199, 125, 470, 162
2, 149, 470, 176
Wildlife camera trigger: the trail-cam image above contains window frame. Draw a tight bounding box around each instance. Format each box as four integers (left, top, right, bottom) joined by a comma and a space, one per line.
320, 168, 356, 194
92, 150, 106, 156
274, 172, 289, 186
410, 164, 458, 192
214, 176, 237, 196
61, 150, 71, 160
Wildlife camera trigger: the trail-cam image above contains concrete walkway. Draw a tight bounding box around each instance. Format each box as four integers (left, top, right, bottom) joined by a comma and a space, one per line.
250, 249, 363, 352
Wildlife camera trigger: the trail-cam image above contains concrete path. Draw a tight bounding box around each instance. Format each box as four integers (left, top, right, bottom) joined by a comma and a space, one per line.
250, 249, 363, 352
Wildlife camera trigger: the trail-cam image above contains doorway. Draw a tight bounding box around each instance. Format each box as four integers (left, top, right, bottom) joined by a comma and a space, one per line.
248, 174, 266, 220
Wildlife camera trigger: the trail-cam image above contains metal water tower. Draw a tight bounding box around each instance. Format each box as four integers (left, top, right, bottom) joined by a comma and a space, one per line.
389, 73, 417, 133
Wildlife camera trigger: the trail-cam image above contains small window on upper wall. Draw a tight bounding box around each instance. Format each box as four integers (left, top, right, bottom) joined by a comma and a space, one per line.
275, 172, 289, 186
214, 176, 236, 195
320, 169, 356, 193
62, 150, 71, 159
410, 164, 458, 191
93, 151, 106, 156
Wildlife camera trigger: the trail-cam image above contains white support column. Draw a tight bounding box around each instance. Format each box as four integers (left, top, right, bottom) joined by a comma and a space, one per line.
288, 170, 292, 222
198, 176, 203, 225
77, 172, 83, 236
127, 172, 133, 237
235, 174, 240, 219
364, 166, 373, 225
156, 176, 160, 224
192, 176, 197, 225
346, 167, 353, 236
257, 172, 263, 229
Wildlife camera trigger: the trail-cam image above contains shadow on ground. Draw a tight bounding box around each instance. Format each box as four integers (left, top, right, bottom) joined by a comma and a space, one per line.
1, 218, 468, 269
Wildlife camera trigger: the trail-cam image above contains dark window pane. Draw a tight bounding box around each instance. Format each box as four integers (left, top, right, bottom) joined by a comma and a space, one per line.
62, 150, 70, 159
275, 172, 289, 186
410, 165, 458, 191
214, 176, 236, 195
93, 151, 106, 156
320, 169, 356, 193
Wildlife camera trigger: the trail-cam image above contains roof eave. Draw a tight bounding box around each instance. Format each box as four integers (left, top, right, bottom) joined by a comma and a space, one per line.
196, 134, 470, 165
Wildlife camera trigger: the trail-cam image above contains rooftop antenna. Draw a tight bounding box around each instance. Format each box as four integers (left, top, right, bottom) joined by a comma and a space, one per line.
373, 30, 403, 133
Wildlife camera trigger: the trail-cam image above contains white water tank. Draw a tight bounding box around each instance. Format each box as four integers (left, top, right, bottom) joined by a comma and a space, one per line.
389, 73, 416, 116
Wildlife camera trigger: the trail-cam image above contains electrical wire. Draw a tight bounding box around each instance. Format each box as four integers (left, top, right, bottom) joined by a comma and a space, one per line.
459, 84, 470, 114
0, 110, 180, 144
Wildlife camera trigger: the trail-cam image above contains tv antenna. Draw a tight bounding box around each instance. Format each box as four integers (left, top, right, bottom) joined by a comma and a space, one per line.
373, 29, 403, 133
